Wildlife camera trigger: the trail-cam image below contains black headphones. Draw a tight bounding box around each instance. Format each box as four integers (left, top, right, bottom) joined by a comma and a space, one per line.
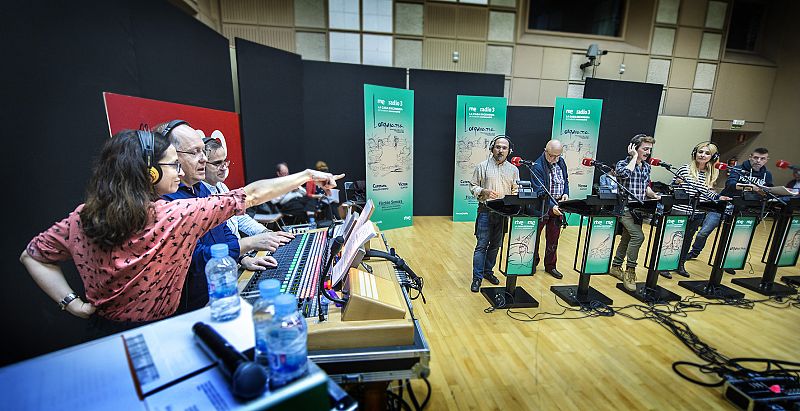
630, 133, 648, 149
161, 119, 190, 139
691, 141, 720, 163
488, 135, 514, 156
136, 130, 162, 184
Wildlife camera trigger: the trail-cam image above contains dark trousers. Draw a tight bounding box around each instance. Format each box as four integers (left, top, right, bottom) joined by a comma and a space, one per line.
678, 213, 706, 265
534, 211, 563, 270
472, 211, 505, 281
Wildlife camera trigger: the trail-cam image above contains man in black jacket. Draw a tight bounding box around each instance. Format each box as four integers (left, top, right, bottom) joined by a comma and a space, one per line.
530, 140, 569, 279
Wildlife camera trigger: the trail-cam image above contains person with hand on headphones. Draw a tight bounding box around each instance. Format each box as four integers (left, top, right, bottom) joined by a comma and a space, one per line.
19, 129, 341, 337
661, 142, 731, 279
610, 134, 661, 291
468, 135, 519, 293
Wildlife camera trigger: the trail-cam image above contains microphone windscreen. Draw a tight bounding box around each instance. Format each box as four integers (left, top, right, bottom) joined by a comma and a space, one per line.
714, 162, 728, 171
776, 160, 790, 169
581, 158, 593, 167
510, 156, 522, 167
648, 157, 661, 166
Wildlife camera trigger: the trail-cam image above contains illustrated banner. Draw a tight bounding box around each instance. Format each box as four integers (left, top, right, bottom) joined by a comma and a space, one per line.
503, 217, 539, 276
723, 216, 757, 269
364, 84, 414, 230
551, 97, 603, 225
453, 95, 508, 222
778, 216, 800, 267
656, 216, 688, 271
584, 216, 617, 274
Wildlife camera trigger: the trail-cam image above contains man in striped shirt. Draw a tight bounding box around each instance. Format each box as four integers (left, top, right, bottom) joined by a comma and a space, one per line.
469, 136, 519, 293
611, 134, 661, 291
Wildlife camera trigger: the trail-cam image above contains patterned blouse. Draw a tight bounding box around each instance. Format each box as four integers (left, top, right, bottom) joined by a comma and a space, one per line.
26, 189, 247, 322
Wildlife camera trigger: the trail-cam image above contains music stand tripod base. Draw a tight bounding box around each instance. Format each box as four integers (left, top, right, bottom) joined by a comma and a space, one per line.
731, 277, 797, 297
678, 280, 744, 300
481, 286, 539, 309
616, 282, 681, 304
550, 285, 612, 307
782, 276, 800, 287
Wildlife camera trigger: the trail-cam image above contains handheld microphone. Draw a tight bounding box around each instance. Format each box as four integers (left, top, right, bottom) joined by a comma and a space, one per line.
648, 157, 673, 169
776, 160, 800, 170
192, 322, 267, 399
510, 156, 534, 167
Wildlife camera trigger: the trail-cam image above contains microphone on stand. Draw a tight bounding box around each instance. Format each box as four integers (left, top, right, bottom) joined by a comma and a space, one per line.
647, 157, 673, 169
510, 156, 534, 166
581, 158, 612, 171
776, 160, 800, 171
714, 162, 747, 172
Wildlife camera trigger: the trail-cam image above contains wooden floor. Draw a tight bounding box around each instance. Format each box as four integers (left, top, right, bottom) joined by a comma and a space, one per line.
381, 216, 800, 410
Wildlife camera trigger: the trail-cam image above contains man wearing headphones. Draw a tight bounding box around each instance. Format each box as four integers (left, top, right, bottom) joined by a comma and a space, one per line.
468, 136, 519, 293
530, 139, 569, 279
157, 120, 277, 313
611, 134, 661, 291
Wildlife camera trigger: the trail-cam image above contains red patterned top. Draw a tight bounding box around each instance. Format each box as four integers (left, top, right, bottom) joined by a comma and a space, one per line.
26, 189, 247, 321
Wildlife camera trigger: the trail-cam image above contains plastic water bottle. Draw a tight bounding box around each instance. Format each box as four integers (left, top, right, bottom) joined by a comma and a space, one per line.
267, 294, 308, 387
253, 279, 281, 370
205, 243, 241, 321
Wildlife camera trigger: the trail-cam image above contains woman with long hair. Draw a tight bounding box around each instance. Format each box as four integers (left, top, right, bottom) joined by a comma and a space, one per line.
20, 130, 340, 333
662, 141, 730, 278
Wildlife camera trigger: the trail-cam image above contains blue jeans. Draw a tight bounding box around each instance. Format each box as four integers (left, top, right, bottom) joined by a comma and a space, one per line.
472, 211, 505, 281
689, 211, 721, 256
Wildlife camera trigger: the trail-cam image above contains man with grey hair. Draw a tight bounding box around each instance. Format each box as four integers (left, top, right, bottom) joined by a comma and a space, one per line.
530, 140, 569, 279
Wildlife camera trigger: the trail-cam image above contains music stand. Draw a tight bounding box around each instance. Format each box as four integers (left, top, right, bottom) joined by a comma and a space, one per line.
734, 197, 799, 296
480, 194, 543, 309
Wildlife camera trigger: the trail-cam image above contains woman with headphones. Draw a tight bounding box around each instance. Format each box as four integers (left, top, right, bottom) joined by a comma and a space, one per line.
663, 141, 731, 278
20, 130, 340, 335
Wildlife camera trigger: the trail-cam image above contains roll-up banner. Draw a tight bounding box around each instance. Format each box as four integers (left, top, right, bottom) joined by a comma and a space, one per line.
551, 97, 603, 225
364, 84, 414, 230
453, 95, 508, 222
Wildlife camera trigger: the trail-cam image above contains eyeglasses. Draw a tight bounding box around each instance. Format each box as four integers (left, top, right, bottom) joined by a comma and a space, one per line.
208, 159, 231, 169
176, 148, 207, 159
157, 161, 182, 174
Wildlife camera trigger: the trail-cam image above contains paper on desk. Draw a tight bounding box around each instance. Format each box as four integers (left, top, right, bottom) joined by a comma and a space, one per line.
144, 366, 244, 411
331, 222, 377, 286
0, 337, 143, 410
765, 186, 800, 196
123, 301, 255, 396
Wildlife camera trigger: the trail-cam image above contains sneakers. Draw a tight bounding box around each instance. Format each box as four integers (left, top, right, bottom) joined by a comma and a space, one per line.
609, 265, 624, 280
622, 267, 637, 292
470, 279, 481, 293
484, 273, 501, 285
675, 262, 690, 278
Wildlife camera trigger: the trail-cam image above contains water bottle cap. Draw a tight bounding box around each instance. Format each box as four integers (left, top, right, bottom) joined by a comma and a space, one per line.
274, 294, 297, 315
258, 279, 281, 298
210, 243, 229, 258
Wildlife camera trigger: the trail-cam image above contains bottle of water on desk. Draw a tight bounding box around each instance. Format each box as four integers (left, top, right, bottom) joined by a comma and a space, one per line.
253, 279, 281, 370
205, 243, 240, 321
268, 294, 308, 388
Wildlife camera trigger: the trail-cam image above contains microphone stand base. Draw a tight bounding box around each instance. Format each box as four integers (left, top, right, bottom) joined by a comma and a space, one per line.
731, 277, 797, 297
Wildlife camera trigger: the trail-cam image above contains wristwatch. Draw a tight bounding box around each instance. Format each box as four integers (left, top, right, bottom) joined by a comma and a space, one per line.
58, 292, 79, 311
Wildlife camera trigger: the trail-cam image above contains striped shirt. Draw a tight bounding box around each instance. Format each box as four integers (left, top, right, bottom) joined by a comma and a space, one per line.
615, 158, 651, 203
671, 164, 720, 215
470, 159, 520, 206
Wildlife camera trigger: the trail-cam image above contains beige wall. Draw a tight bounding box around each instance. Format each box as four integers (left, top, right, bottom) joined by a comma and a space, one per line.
182, 0, 796, 161
651, 115, 712, 183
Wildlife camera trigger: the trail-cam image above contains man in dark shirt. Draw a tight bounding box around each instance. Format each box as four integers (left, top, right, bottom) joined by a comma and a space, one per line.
157, 120, 275, 313
530, 140, 569, 279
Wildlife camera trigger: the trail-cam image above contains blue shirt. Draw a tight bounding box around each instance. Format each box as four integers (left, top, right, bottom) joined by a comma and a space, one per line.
162, 182, 240, 311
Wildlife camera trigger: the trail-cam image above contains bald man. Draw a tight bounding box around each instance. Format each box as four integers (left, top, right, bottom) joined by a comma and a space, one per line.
530, 140, 569, 279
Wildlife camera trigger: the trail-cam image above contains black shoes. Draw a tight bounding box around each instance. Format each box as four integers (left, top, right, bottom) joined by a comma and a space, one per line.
659, 271, 672, 279
724, 268, 736, 275
675, 263, 690, 278
484, 273, 501, 285
470, 279, 481, 292
686, 252, 698, 260
546, 268, 563, 279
